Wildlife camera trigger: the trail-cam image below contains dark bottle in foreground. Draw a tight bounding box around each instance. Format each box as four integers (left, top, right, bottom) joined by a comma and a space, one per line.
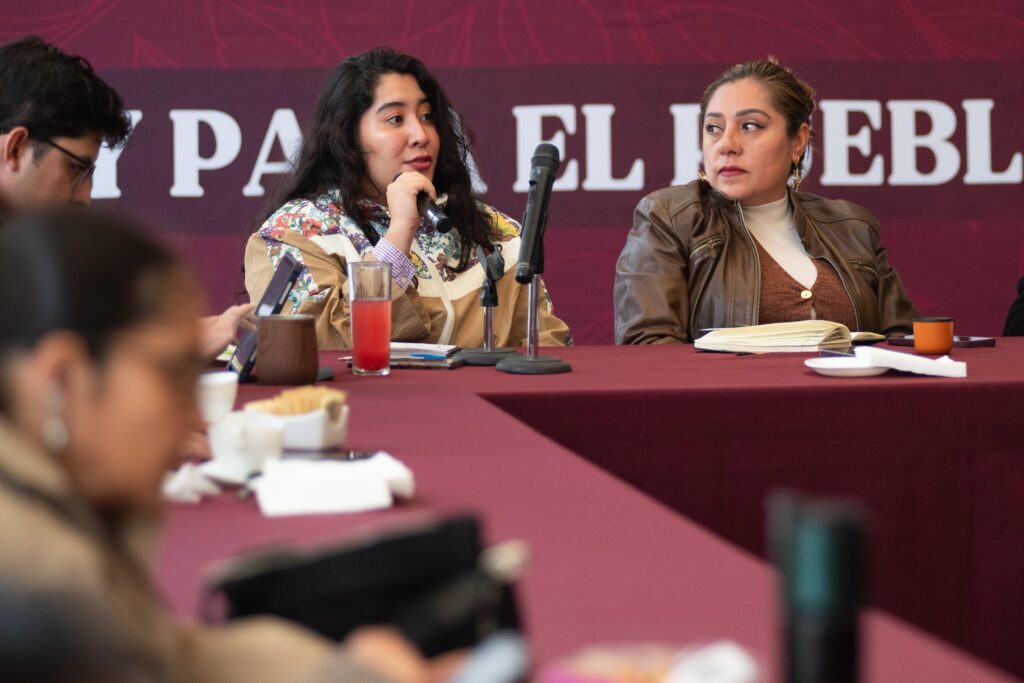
768, 492, 868, 683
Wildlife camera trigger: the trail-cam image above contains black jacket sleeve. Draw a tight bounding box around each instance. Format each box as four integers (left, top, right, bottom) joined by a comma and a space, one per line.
1004, 277, 1024, 336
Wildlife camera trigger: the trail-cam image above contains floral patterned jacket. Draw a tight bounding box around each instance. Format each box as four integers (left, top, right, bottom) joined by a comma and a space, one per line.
244, 189, 571, 350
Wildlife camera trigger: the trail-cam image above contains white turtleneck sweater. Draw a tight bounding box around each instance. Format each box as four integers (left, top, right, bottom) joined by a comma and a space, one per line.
740, 196, 817, 289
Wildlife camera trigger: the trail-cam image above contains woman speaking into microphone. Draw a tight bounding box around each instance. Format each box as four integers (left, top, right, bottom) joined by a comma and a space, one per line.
245, 48, 569, 349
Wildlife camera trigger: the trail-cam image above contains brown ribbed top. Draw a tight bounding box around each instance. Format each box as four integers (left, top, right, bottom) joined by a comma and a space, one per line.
755, 239, 857, 329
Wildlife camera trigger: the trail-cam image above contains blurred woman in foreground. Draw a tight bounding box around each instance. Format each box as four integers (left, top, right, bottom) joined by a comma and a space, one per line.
0, 208, 455, 683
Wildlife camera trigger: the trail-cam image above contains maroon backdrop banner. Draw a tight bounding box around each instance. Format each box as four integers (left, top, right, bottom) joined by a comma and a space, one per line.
5, 1, 1023, 342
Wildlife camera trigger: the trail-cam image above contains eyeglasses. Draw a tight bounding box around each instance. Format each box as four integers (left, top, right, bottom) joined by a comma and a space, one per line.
37, 138, 97, 190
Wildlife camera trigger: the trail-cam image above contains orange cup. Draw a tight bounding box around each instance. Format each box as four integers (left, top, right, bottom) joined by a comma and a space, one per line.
913, 317, 954, 355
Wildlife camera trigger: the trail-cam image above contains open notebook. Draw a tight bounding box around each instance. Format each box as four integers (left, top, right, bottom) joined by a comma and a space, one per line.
695, 320, 884, 353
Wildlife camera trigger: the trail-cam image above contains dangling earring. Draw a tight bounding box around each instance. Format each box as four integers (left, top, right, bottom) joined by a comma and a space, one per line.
698, 168, 708, 184
791, 161, 803, 194
42, 384, 68, 454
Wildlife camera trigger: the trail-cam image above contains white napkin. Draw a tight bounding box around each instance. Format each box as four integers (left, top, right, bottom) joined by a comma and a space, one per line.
162, 463, 222, 503
666, 641, 759, 683
369, 452, 416, 499
255, 452, 415, 517
855, 346, 967, 378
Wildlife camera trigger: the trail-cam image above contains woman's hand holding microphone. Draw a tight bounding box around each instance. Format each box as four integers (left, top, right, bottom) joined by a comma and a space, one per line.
384, 171, 437, 255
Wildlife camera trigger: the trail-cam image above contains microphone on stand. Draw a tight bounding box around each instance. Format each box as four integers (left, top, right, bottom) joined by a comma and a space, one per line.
496, 143, 571, 375
514, 144, 560, 284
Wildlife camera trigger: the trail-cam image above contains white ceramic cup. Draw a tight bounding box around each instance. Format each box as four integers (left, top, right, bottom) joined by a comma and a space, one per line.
196, 371, 239, 424
208, 412, 284, 480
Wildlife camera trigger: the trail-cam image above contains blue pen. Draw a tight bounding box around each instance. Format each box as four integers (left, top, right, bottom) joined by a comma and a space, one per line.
409, 353, 446, 360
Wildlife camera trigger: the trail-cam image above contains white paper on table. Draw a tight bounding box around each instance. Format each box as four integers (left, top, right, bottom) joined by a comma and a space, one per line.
389, 342, 459, 357
855, 346, 967, 378
254, 453, 415, 517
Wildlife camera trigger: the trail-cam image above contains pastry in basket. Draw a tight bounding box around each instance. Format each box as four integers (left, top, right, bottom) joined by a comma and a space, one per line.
245, 386, 348, 450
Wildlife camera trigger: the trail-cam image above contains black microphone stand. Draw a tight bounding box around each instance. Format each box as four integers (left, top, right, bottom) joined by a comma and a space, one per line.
454, 247, 517, 366
496, 220, 571, 375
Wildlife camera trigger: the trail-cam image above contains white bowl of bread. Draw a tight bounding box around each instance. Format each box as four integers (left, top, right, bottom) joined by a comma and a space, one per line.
245, 386, 348, 451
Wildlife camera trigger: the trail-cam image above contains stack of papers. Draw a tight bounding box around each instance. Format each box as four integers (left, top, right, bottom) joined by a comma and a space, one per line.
389, 342, 460, 359
695, 321, 861, 353
255, 452, 415, 517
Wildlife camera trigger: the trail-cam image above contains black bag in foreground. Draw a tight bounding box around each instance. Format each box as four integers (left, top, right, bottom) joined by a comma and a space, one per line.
202, 515, 523, 657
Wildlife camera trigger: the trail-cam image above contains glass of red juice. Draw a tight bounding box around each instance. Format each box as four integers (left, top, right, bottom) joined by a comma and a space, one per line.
347, 261, 392, 375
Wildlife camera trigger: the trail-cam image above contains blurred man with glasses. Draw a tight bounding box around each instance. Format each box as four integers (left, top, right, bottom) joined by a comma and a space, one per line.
0, 35, 253, 362
0, 36, 131, 208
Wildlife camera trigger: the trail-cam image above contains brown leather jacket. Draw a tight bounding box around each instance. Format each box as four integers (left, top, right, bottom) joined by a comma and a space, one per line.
614, 181, 917, 344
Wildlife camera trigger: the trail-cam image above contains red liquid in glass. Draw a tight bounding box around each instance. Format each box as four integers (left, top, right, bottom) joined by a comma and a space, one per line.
351, 299, 392, 372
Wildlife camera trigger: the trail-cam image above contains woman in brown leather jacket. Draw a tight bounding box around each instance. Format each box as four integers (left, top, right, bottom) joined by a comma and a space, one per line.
614, 59, 916, 344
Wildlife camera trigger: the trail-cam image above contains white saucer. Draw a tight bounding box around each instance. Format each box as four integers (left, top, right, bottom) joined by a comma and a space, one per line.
804, 357, 889, 378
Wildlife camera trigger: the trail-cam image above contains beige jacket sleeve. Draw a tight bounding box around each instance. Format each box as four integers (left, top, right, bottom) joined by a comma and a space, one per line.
0, 428, 394, 683
501, 275, 571, 346
246, 233, 571, 349
176, 619, 393, 683
245, 233, 433, 350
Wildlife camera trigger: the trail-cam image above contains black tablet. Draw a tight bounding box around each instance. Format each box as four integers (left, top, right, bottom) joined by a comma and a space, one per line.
228, 252, 304, 382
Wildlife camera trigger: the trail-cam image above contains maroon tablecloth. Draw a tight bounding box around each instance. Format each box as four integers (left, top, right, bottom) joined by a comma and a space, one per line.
159, 350, 1024, 679
155, 342, 1024, 682
160, 386, 779, 668
310, 339, 1024, 676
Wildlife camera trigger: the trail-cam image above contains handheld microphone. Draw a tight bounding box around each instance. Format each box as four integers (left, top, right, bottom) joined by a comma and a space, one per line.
514, 144, 561, 284
391, 172, 452, 234
417, 192, 452, 234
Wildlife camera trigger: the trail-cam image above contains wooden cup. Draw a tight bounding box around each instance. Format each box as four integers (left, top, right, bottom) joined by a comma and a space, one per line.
913, 317, 954, 355
255, 314, 319, 385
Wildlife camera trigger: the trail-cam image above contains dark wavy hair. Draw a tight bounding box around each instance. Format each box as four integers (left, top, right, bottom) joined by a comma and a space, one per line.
262, 48, 492, 269
0, 36, 132, 149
